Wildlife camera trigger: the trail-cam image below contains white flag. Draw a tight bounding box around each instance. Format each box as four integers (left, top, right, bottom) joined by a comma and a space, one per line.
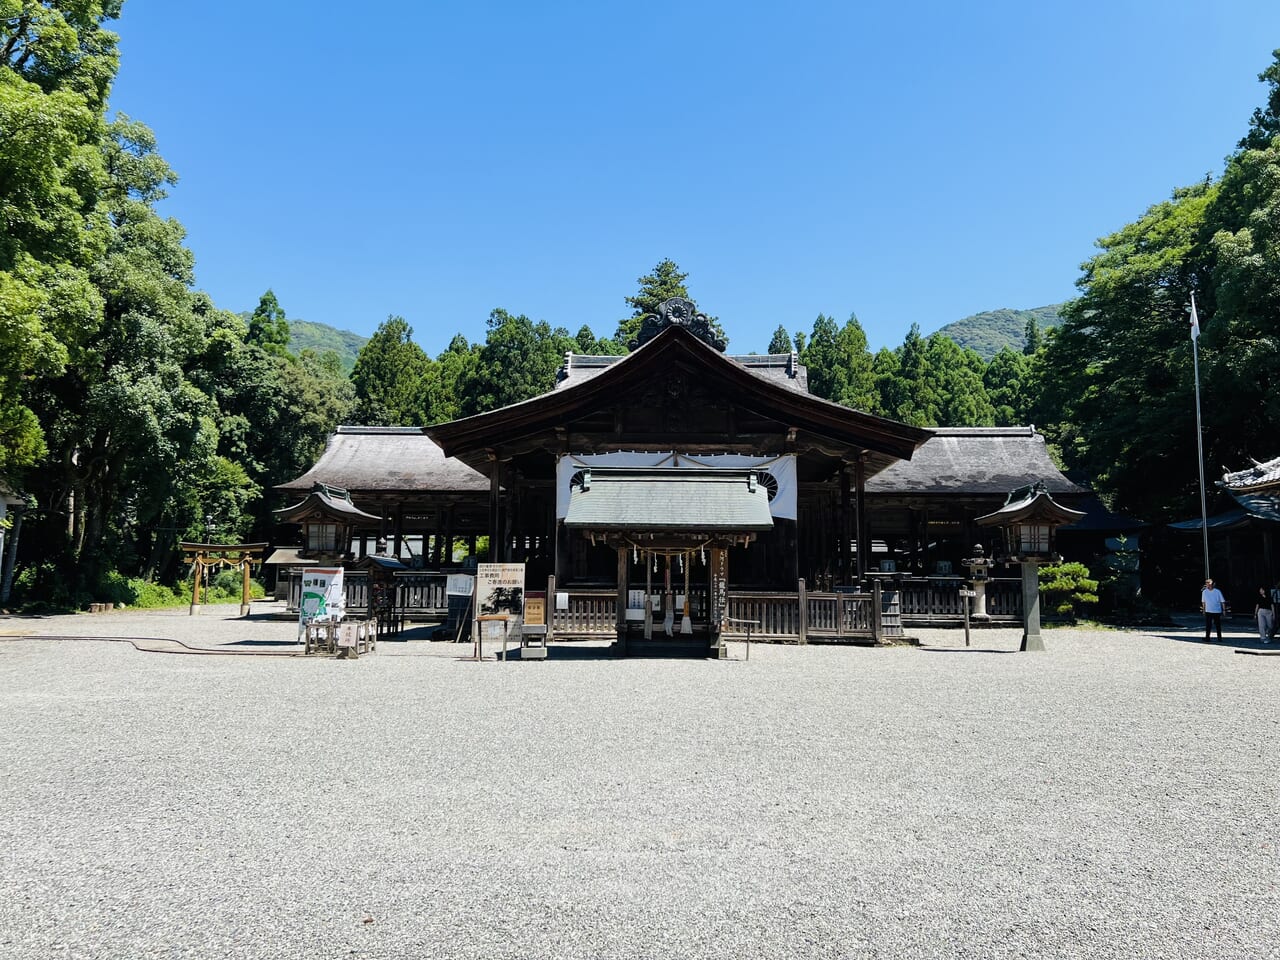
1190, 292, 1201, 341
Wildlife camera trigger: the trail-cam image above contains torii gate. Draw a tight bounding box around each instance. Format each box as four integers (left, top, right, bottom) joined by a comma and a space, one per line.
180, 542, 268, 617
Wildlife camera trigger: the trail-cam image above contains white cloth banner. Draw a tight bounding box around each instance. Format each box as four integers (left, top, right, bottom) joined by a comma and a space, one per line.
555, 451, 797, 520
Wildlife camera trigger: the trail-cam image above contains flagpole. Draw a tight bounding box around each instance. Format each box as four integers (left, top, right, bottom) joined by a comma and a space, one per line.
1190, 293, 1211, 581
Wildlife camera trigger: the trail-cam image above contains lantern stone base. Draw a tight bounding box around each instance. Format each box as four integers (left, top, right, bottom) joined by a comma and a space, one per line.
1019, 562, 1044, 652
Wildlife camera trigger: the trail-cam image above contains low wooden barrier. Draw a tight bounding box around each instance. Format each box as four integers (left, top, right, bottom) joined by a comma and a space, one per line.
549, 588, 616, 637
285, 569, 450, 617
892, 576, 1023, 623
303, 618, 376, 657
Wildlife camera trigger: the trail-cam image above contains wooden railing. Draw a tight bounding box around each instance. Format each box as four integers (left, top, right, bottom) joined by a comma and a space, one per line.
724, 591, 802, 638
284, 570, 1025, 636
890, 576, 1022, 622
549, 588, 617, 637
285, 569, 449, 615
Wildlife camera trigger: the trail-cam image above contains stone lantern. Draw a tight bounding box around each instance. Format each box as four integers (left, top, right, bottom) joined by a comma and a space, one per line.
962, 543, 996, 620
976, 482, 1084, 651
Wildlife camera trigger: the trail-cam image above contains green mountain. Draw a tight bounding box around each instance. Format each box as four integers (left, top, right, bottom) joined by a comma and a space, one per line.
286, 320, 367, 374
933, 303, 1066, 359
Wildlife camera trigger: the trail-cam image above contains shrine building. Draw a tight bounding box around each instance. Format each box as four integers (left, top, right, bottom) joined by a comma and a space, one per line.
275, 298, 1085, 654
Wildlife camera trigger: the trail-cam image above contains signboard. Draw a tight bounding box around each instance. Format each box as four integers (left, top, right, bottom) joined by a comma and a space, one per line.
475, 563, 525, 618
299, 567, 344, 626
524, 591, 545, 626
446, 574, 475, 596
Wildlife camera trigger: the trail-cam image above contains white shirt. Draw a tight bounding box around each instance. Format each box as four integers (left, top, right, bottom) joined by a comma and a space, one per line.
1202, 588, 1225, 614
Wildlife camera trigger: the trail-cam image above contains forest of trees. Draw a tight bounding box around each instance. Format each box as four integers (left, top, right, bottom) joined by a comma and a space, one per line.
3, 5, 1279, 607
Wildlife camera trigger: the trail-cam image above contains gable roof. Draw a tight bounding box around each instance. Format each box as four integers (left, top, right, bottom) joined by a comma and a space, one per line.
428, 325, 929, 475
276, 427, 489, 493
865, 427, 1083, 496
557, 350, 810, 393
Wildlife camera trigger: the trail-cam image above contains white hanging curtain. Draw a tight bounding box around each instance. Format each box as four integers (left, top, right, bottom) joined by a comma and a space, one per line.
556, 451, 797, 520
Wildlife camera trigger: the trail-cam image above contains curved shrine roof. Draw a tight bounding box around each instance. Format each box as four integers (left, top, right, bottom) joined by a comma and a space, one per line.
865, 427, 1083, 496
428, 325, 930, 475
276, 427, 489, 493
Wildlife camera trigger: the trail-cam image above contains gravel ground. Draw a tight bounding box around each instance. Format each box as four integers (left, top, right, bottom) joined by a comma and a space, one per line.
1, 607, 1277, 959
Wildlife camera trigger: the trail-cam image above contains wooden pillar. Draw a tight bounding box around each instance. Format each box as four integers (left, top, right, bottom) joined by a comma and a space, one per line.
240, 557, 252, 617
393, 503, 405, 559
797, 577, 808, 644
710, 546, 728, 646
615, 546, 629, 655
505, 469, 518, 563
554, 520, 569, 583
855, 455, 867, 584
839, 465, 852, 586
488, 456, 500, 563
872, 579, 883, 641
442, 506, 454, 567
431, 507, 443, 567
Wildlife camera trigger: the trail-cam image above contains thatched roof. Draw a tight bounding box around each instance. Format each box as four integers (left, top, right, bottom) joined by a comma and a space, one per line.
865, 427, 1083, 496
276, 427, 489, 493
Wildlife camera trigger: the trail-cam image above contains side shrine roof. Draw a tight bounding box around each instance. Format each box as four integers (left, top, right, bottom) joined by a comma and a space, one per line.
556, 350, 810, 393
1220, 455, 1280, 492
275, 483, 381, 523
276, 427, 489, 493
864, 427, 1084, 496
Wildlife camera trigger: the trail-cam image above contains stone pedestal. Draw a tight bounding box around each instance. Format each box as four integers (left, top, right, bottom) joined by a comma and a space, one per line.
1020, 563, 1044, 652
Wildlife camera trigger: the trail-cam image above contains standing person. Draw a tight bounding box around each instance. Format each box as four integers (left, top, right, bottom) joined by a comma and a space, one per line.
1202, 578, 1226, 642
1255, 587, 1274, 643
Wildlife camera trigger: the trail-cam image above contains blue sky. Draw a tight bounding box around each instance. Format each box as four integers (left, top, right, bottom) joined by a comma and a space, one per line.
109, 1, 1280, 356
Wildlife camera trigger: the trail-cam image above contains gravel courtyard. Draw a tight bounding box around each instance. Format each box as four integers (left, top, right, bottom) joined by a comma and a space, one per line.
2, 607, 1277, 959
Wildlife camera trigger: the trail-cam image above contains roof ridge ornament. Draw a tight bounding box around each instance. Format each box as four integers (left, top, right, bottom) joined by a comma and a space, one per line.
630, 297, 726, 352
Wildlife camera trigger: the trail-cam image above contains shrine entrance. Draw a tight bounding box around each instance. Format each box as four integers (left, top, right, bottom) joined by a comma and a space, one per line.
563, 466, 772, 657
180, 542, 268, 616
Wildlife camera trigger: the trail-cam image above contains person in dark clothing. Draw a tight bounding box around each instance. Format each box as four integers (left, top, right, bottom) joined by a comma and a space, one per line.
1255, 586, 1274, 643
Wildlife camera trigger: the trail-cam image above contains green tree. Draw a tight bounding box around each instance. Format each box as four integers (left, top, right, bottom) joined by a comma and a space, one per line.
0, 2, 121, 477
926, 335, 994, 426
767, 325, 792, 354
432, 334, 479, 424
802, 313, 878, 411
246, 289, 290, 354
461, 309, 575, 415
1039, 561, 1100, 619
615, 258, 726, 349
350, 316, 431, 425
1039, 182, 1215, 518
879, 323, 937, 426
25, 114, 225, 593
984, 347, 1034, 426
1023, 316, 1042, 355
1239, 48, 1280, 150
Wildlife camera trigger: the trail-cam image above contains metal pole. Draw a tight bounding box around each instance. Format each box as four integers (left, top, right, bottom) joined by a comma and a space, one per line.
1192, 331, 1211, 582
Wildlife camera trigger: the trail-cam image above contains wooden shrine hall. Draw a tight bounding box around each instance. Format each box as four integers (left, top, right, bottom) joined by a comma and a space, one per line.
275, 298, 1086, 653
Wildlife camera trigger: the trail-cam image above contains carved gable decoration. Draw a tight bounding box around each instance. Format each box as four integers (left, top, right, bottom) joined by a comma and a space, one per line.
630, 297, 726, 352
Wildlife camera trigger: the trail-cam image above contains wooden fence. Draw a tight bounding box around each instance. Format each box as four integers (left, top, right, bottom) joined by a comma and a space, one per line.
284, 569, 450, 616
893, 576, 1022, 622
285, 570, 1024, 637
